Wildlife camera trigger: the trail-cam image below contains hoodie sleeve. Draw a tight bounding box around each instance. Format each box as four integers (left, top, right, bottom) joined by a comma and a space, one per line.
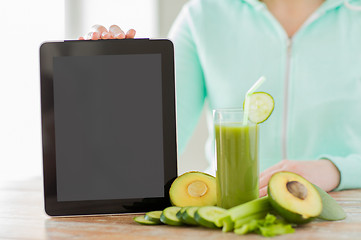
168, 4, 206, 155
319, 154, 361, 191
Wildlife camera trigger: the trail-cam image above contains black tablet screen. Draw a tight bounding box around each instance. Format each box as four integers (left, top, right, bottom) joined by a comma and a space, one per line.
53, 54, 164, 202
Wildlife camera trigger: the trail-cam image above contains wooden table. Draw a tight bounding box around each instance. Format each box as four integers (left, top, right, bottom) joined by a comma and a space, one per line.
1, 178, 361, 240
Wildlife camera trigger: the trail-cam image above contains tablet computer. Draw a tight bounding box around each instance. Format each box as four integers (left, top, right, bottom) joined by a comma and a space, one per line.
40, 39, 177, 216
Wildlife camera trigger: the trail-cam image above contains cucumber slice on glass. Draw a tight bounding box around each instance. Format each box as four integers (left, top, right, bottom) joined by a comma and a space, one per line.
245, 92, 274, 123
160, 206, 183, 226
134, 215, 161, 225
145, 210, 163, 224
195, 206, 228, 228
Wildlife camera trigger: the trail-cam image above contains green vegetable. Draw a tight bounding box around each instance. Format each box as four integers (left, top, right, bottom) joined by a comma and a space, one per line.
234, 213, 295, 237
234, 224, 249, 235
257, 223, 295, 237
160, 207, 183, 226
214, 196, 270, 227
176, 207, 188, 220
257, 214, 295, 237
134, 215, 161, 225
195, 206, 227, 228
234, 211, 268, 228
245, 92, 275, 123
264, 213, 277, 224
182, 206, 199, 225
221, 216, 234, 232
234, 220, 259, 235
313, 184, 346, 221
230, 196, 271, 221
145, 211, 162, 224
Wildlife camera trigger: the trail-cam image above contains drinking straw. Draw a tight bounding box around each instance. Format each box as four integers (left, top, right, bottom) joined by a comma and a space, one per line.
243, 76, 266, 125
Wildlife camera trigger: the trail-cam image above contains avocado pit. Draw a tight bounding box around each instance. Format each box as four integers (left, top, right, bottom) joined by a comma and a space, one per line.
286, 181, 308, 200
187, 181, 208, 197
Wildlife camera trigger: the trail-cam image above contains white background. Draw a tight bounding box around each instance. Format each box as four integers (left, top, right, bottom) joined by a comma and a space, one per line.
0, 0, 64, 181
0, 0, 208, 182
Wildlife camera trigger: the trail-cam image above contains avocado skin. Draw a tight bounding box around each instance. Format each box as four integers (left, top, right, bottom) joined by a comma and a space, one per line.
268, 187, 315, 224
312, 184, 346, 221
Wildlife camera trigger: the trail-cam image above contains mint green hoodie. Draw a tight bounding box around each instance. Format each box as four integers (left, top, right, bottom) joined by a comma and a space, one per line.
169, 0, 361, 190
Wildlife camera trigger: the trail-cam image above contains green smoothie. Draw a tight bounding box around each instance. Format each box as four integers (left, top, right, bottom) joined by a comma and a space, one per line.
215, 123, 259, 209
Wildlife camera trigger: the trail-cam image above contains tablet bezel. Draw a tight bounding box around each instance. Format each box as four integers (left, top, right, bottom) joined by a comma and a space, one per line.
40, 39, 177, 216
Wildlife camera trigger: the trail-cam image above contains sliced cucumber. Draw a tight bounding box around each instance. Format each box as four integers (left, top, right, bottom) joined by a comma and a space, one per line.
134, 215, 161, 225
145, 210, 163, 224
182, 206, 199, 225
160, 207, 183, 226
195, 206, 228, 228
176, 207, 188, 220
245, 92, 274, 123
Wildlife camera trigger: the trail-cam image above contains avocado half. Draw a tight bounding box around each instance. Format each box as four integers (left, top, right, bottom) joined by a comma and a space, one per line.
169, 171, 217, 207
268, 171, 322, 224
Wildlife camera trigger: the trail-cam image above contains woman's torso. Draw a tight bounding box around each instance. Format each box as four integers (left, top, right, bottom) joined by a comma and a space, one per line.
183, 0, 361, 172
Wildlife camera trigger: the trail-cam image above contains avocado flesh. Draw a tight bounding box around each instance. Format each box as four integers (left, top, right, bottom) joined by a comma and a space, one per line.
268, 172, 322, 224
169, 171, 217, 207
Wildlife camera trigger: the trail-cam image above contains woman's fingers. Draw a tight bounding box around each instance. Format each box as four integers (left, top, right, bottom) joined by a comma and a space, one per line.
259, 186, 268, 197
82, 31, 100, 40
259, 160, 289, 178
80, 25, 107, 40
79, 25, 136, 40
126, 29, 136, 38
92, 32, 101, 40
259, 168, 282, 190
109, 25, 125, 39
259, 160, 289, 190
101, 31, 112, 39
91, 24, 108, 39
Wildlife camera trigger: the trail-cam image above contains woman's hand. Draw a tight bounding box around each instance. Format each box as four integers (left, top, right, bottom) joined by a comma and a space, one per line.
79, 24, 136, 40
259, 159, 341, 197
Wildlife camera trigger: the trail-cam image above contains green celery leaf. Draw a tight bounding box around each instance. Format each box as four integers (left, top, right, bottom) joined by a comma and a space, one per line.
258, 223, 295, 237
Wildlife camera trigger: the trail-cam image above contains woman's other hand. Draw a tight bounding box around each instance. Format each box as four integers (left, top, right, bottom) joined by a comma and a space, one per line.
79, 24, 136, 40
259, 159, 341, 197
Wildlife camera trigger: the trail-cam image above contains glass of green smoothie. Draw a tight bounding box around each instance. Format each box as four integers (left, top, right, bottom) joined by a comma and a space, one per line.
214, 109, 259, 209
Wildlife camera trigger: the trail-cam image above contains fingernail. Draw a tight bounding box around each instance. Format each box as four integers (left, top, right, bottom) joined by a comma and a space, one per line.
101, 31, 110, 39
114, 33, 125, 39
94, 32, 102, 40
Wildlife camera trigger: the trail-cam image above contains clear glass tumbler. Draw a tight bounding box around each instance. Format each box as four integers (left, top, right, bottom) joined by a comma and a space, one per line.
214, 109, 259, 209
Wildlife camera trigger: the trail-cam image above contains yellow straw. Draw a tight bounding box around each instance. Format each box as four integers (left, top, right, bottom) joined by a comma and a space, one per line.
243, 76, 266, 125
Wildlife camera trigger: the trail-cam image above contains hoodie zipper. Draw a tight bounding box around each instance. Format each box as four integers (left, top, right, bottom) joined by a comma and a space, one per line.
256, 2, 331, 160
282, 38, 292, 160
281, 12, 323, 160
